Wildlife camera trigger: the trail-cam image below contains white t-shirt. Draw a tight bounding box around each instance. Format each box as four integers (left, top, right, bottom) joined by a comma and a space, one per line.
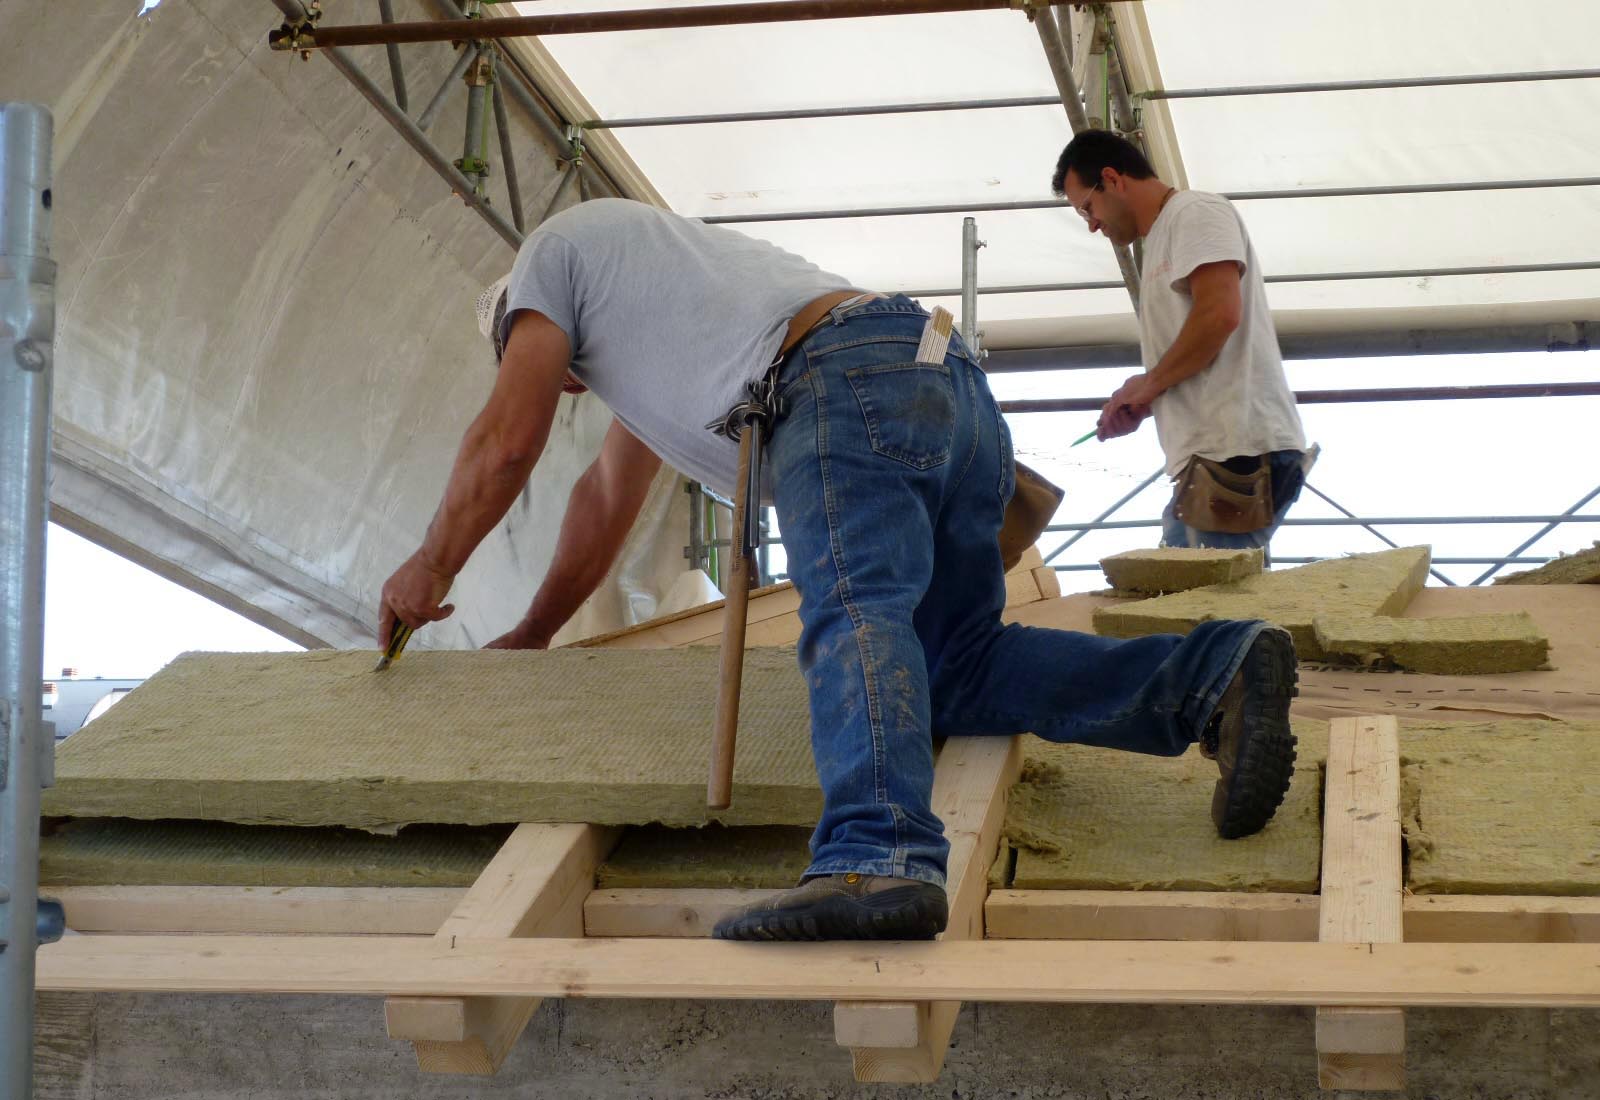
1138, 190, 1305, 476
498, 199, 855, 495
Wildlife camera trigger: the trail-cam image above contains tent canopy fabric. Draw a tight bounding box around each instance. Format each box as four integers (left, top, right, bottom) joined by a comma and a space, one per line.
5, 0, 1596, 650
526, 0, 1600, 347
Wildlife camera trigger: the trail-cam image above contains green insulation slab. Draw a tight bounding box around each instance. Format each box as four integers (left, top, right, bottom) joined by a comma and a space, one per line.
1403, 720, 1600, 895
1099, 547, 1263, 596
595, 825, 812, 889
1091, 546, 1431, 658
1493, 542, 1600, 586
1001, 721, 1328, 892
38, 819, 509, 887
1313, 612, 1550, 674
41, 649, 820, 830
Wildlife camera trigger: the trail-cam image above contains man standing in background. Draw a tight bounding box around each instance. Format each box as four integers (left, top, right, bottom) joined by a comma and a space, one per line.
1053, 130, 1308, 555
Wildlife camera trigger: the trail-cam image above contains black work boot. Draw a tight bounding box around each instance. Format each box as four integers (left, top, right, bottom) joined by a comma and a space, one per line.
1199, 626, 1299, 839
712, 873, 948, 941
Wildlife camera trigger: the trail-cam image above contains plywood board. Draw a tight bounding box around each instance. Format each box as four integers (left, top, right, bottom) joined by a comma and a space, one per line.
42, 648, 820, 829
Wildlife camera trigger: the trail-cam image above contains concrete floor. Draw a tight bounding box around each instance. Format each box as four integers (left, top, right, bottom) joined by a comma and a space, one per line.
35, 992, 1600, 1099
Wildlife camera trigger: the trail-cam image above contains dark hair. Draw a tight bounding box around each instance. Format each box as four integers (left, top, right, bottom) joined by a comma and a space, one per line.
1051, 130, 1156, 196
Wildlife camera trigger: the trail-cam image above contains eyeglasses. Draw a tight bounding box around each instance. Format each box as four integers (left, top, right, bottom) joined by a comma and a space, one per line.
1070, 182, 1104, 223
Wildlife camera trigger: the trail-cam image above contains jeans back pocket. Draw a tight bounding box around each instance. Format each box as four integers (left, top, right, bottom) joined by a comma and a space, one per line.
845, 361, 956, 470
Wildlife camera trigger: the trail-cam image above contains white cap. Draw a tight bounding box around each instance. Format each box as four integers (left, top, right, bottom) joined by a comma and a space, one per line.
474, 272, 512, 342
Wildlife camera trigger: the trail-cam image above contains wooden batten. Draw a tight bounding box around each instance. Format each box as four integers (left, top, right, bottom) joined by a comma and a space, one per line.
385, 823, 619, 1075
1316, 716, 1405, 1091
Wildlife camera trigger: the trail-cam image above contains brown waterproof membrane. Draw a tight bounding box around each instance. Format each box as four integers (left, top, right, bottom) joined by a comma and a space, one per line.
42, 648, 820, 830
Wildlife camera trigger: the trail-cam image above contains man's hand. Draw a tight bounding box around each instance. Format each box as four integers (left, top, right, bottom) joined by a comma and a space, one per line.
1096, 373, 1160, 440
483, 618, 555, 650
377, 550, 457, 647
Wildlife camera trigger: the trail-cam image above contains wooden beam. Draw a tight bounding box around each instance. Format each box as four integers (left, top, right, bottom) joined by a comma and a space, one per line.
36, 935, 1600, 1006
386, 823, 618, 1075
1317, 716, 1404, 1091
986, 889, 1319, 942
839, 737, 1022, 1083
55, 883, 1600, 944
1404, 895, 1600, 944
584, 888, 765, 938
52, 885, 463, 935
1106, 3, 1188, 188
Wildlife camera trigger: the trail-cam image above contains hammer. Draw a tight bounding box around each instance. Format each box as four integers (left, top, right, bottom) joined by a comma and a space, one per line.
707, 378, 779, 809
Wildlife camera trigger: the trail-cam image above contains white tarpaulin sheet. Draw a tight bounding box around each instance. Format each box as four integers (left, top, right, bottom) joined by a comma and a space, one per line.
3, 0, 692, 650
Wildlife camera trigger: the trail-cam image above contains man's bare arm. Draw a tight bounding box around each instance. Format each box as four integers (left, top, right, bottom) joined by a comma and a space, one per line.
1097, 260, 1243, 439
487, 417, 664, 649
377, 311, 571, 644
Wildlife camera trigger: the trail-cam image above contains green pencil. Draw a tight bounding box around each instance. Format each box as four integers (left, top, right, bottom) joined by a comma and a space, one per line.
1070, 428, 1098, 447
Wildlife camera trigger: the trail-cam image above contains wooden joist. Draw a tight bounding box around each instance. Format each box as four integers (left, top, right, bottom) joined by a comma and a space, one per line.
836, 736, 1021, 1084
55, 884, 1600, 945
54, 885, 463, 935
983, 890, 1600, 945
35, 935, 1600, 1006
1317, 716, 1405, 1091
384, 823, 619, 1075
986, 889, 1320, 942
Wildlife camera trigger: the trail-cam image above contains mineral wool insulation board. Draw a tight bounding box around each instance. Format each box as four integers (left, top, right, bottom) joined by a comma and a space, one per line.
1092, 546, 1430, 659
1403, 720, 1600, 895
42, 649, 820, 830
1002, 720, 1329, 893
39, 819, 511, 887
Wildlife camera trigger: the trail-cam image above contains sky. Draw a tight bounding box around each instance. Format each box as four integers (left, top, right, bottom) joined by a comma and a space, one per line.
43, 525, 300, 682
41, 348, 1597, 683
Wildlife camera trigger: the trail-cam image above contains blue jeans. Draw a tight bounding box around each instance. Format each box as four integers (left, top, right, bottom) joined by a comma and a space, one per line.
1161, 450, 1306, 557
767, 296, 1276, 888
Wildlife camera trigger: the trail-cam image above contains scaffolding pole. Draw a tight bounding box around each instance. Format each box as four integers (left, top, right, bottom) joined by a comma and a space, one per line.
1000, 380, 1600, 414
271, 0, 1021, 50
1030, 2, 1140, 311
268, 0, 522, 248
0, 101, 55, 1100
960, 217, 983, 354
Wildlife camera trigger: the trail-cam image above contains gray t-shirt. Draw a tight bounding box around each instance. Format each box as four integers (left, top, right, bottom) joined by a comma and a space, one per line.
498, 199, 855, 494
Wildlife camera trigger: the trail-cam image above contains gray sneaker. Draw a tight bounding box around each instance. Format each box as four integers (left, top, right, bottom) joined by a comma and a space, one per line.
712, 873, 948, 941
1200, 626, 1299, 839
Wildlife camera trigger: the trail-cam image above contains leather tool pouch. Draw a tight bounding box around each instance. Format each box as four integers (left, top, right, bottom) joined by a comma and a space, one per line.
1172, 455, 1273, 534
999, 461, 1065, 571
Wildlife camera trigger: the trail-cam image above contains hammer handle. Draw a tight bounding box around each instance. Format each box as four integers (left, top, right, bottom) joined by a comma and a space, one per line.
708, 429, 756, 809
